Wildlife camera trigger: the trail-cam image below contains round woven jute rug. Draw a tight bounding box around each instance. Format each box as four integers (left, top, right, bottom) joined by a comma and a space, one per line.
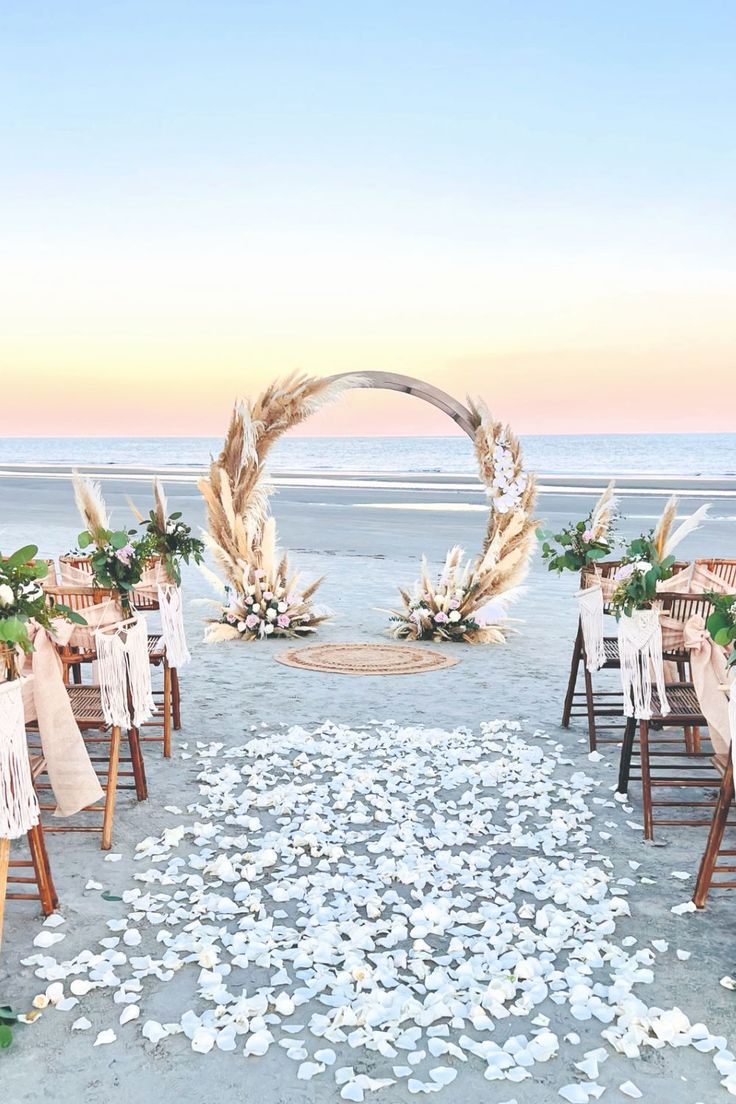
274, 642, 459, 676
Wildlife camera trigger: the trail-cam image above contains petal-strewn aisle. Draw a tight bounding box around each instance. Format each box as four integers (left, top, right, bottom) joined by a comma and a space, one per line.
17, 720, 736, 1100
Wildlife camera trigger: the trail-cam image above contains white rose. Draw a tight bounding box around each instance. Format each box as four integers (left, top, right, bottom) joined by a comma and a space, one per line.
263, 623, 274, 634
237, 621, 247, 633
266, 608, 277, 621
277, 601, 288, 613
0, 583, 14, 606
448, 610, 461, 622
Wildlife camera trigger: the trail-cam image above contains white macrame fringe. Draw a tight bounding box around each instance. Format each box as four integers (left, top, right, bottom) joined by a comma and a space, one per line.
95, 617, 155, 729
576, 585, 605, 672
618, 608, 670, 720
0, 678, 40, 840
158, 585, 191, 668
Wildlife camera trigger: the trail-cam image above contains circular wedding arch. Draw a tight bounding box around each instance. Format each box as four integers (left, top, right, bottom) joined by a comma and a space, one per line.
326, 371, 477, 440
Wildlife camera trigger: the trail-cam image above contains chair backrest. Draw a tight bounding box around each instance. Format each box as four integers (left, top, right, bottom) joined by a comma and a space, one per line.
657, 591, 714, 660
44, 585, 119, 668
580, 561, 622, 614
697, 559, 736, 589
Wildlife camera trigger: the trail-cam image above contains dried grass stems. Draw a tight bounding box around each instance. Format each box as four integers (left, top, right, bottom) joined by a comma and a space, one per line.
391, 400, 538, 643
199, 373, 364, 640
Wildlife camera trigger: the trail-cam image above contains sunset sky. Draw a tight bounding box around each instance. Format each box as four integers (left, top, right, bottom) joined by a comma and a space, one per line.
1, 2, 734, 437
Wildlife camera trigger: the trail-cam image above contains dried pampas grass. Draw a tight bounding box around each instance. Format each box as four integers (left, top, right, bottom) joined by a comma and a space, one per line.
392, 402, 537, 643
589, 480, 617, 544
199, 373, 364, 640
72, 470, 109, 538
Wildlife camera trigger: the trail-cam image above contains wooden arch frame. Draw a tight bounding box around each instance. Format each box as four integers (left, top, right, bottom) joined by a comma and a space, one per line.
327, 371, 476, 440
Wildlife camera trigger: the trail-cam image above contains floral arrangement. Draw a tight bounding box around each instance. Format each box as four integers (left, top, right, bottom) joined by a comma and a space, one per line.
706, 593, 736, 667
389, 547, 510, 644
198, 375, 362, 642
73, 471, 146, 608
538, 482, 616, 573
131, 479, 204, 585
610, 498, 709, 617
391, 403, 537, 644
0, 545, 85, 676
206, 520, 330, 642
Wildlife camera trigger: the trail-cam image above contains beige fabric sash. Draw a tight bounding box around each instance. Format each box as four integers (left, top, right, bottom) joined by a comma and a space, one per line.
59, 560, 94, 586
132, 560, 170, 604
681, 616, 731, 756
690, 563, 736, 596
21, 620, 104, 817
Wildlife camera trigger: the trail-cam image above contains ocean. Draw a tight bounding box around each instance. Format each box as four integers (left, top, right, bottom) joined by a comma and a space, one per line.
0, 433, 734, 478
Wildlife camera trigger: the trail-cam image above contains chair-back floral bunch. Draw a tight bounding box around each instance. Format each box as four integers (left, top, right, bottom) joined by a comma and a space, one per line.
0, 545, 85, 677
538, 482, 617, 574
610, 498, 709, 617
73, 472, 145, 610
130, 479, 204, 585
705, 594, 736, 667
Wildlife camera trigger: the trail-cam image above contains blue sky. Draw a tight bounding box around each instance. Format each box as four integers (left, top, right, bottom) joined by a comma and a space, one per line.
1, 2, 734, 434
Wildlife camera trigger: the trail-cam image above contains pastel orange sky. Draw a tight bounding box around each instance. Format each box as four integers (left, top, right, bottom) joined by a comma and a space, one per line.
2, 4, 734, 438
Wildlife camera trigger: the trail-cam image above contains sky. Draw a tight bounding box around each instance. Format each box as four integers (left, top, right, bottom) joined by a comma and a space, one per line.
1, 2, 734, 437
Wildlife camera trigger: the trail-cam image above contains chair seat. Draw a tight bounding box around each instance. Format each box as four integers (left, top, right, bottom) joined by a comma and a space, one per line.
603, 637, 620, 665
713, 754, 730, 778
147, 633, 166, 661
650, 683, 706, 724
66, 684, 108, 727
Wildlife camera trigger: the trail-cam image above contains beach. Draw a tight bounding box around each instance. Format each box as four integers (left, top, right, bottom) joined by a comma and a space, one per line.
2, 465, 736, 1103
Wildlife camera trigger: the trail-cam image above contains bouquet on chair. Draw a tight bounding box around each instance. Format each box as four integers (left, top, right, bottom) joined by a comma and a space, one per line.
538, 482, 617, 574
0, 545, 85, 675
131, 479, 204, 585
706, 594, 736, 667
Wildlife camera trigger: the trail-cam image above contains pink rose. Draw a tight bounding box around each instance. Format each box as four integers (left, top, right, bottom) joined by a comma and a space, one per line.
263, 591, 273, 601
245, 613, 260, 629
434, 611, 449, 623
115, 543, 135, 565
582, 530, 594, 543
448, 599, 460, 610
276, 614, 290, 629
244, 595, 254, 605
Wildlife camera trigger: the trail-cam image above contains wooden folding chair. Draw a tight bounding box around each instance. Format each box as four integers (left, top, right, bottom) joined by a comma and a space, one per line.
562, 562, 625, 750
616, 592, 722, 839
1, 757, 59, 935
693, 753, 736, 907
696, 559, 736, 590
28, 610, 148, 850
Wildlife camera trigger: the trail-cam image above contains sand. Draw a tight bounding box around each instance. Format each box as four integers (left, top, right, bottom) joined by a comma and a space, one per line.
1, 469, 735, 1102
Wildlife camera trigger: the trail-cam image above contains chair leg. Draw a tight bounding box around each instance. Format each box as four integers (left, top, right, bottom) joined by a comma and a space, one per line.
640, 720, 654, 839
693, 761, 735, 909
561, 624, 583, 728
101, 726, 121, 850
617, 716, 637, 794
583, 666, 597, 751
171, 666, 181, 730
0, 837, 10, 953
163, 665, 172, 758
26, 824, 58, 915
128, 727, 148, 802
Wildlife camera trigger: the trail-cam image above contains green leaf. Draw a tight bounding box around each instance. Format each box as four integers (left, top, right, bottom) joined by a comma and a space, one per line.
170, 512, 182, 520
53, 604, 88, 626
714, 627, 735, 647
586, 548, 608, 561
3, 544, 39, 569
78, 531, 92, 549
109, 531, 128, 550
0, 1023, 12, 1048
101, 890, 123, 902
